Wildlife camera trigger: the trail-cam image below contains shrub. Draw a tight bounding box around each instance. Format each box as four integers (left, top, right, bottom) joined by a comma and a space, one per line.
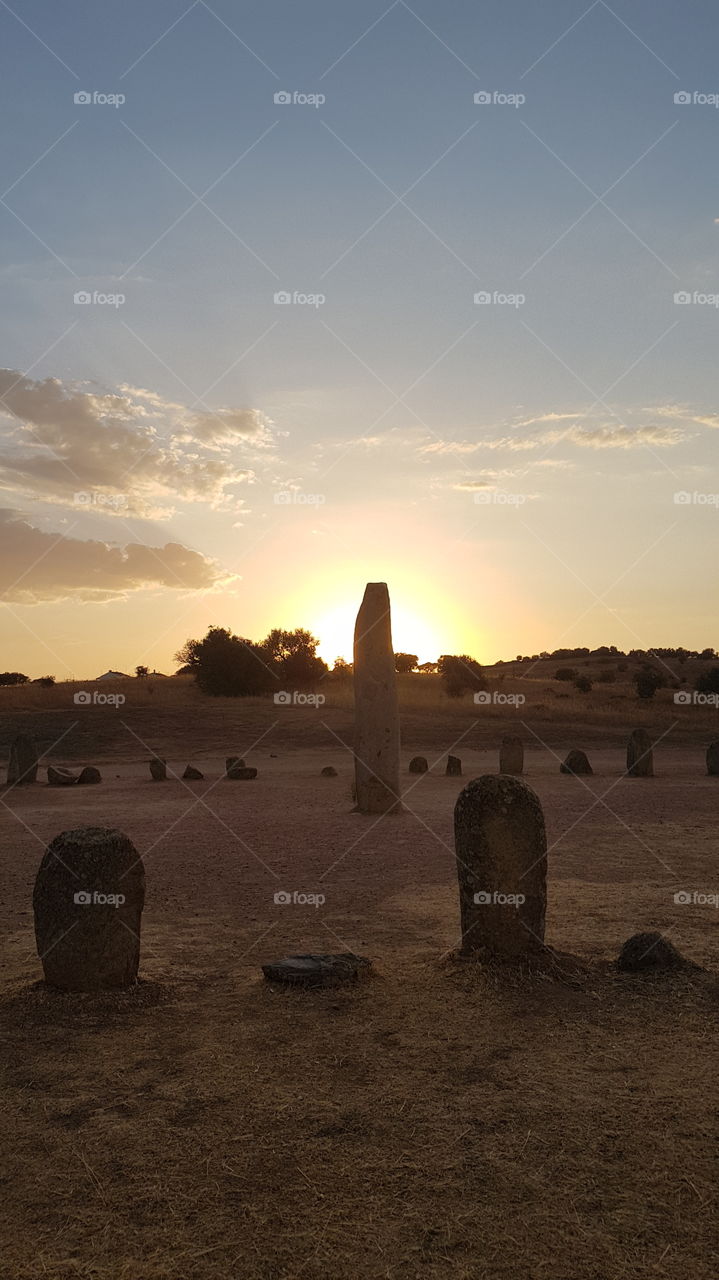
438, 654, 484, 698
555, 667, 577, 682
696, 666, 719, 696
633, 669, 665, 700
574, 675, 593, 693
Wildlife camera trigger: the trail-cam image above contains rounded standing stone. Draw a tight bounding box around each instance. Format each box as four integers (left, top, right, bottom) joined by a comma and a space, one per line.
408, 756, 429, 774
706, 741, 719, 776
77, 766, 102, 785
499, 736, 523, 775
626, 729, 653, 777
446, 755, 462, 777
33, 827, 145, 991
6, 733, 38, 786
454, 774, 547, 960
353, 582, 401, 814
617, 932, 683, 972
560, 749, 592, 776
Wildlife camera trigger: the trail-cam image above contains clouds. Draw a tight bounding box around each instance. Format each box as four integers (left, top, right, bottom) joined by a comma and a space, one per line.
0, 370, 270, 518
0, 508, 229, 603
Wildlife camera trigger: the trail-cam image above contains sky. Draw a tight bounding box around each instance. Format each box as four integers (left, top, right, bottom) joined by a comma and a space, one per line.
0, 0, 717, 676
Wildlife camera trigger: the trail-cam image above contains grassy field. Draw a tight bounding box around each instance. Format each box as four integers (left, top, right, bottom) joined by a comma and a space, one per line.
1, 672, 718, 1279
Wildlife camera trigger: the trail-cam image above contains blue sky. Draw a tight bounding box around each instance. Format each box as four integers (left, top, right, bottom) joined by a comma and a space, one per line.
0, 1, 717, 674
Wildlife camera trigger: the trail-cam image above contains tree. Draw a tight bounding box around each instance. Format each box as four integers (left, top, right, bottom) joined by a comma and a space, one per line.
418, 661, 438, 674
332, 657, 353, 676
32, 675, 55, 687
696, 666, 719, 696
192, 626, 277, 697
0, 672, 29, 686
438, 654, 484, 698
261, 628, 327, 686
633, 668, 665, 700
174, 637, 202, 672
394, 653, 418, 674
135, 665, 149, 678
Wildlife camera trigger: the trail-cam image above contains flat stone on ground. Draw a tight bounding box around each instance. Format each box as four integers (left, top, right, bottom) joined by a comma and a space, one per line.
77, 766, 102, 785
617, 932, 684, 972
47, 767, 77, 786
182, 765, 204, 780
262, 953, 371, 986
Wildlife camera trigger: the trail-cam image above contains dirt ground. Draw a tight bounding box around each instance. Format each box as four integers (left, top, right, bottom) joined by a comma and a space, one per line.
1, 716, 718, 1279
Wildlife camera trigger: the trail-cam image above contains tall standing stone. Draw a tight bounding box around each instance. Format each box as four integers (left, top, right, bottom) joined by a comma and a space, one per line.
499, 736, 523, 775
353, 582, 401, 814
626, 729, 653, 777
6, 733, 38, 786
706, 742, 719, 776
33, 827, 145, 991
454, 775, 547, 960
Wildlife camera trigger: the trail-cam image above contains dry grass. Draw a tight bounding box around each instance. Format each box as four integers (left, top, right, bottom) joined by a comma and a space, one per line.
1, 688, 718, 1279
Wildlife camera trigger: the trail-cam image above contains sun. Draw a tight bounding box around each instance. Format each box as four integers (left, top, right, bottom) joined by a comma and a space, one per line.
313, 598, 445, 666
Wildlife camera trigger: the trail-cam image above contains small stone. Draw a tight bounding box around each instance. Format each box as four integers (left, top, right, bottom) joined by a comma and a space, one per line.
225, 757, 245, 774
706, 741, 719, 776
77, 766, 102, 785
33, 826, 145, 991
446, 755, 462, 777
227, 766, 257, 780
626, 729, 653, 777
149, 758, 166, 781
617, 932, 684, 972
409, 756, 429, 774
262, 952, 371, 986
47, 766, 77, 787
560, 749, 592, 776
7, 733, 38, 786
182, 765, 203, 780
321, 766, 338, 777
499, 736, 523, 775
